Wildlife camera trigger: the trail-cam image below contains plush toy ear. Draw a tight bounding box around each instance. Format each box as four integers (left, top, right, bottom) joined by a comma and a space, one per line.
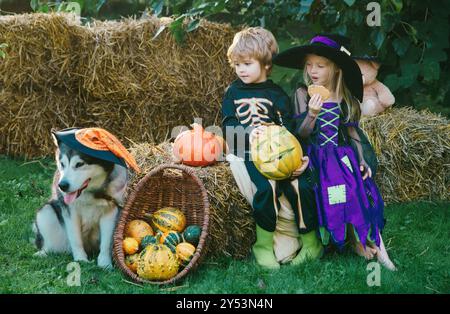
370, 61, 381, 71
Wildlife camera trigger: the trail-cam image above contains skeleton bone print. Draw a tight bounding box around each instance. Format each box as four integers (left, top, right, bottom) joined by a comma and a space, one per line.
234, 97, 279, 126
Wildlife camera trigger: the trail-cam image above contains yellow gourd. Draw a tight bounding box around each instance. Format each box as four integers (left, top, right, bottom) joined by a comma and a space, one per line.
137, 243, 179, 281
175, 242, 196, 267
125, 253, 139, 273
123, 237, 139, 255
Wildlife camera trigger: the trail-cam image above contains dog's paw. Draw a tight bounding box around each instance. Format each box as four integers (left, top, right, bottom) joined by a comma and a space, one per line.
73, 252, 89, 263
33, 250, 47, 258
97, 254, 113, 269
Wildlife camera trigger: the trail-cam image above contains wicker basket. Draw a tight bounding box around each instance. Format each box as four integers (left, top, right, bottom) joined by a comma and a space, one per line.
113, 164, 210, 285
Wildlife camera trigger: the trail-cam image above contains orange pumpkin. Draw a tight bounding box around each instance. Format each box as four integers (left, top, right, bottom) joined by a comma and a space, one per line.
214, 134, 228, 155
173, 123, 224, 167
124, 220, 154, 245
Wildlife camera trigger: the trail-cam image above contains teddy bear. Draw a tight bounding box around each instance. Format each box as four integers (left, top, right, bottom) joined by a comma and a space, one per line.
354, 57, 395, 116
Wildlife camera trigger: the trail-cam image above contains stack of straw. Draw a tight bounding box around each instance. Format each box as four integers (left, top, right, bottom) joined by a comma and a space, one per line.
361, 107, 449, 203
0, 13, 236, 158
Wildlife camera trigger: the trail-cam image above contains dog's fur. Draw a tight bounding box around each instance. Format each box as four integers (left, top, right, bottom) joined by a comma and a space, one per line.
33, 141, 128, 268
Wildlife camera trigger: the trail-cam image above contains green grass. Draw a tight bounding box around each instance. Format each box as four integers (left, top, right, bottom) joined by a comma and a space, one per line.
0, 155, 449, 294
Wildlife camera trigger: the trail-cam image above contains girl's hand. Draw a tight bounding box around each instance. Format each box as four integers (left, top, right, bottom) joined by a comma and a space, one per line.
360, 160, 372, 180
308, 93, 323, 116
290, 156, 310, 180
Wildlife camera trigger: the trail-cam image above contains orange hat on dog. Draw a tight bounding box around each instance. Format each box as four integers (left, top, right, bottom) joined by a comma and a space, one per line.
52, 127, 140, 173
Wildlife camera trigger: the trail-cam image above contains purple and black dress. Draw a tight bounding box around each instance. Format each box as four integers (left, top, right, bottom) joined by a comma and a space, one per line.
303, 101, 385, 248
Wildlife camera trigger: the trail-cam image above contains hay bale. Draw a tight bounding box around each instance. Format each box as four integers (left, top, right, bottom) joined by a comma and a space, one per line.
0, 13, 237, 156
0, 89, 208, 158
82, 94, 219, 147
79, 17, 236, 103
0, 13, 85, 94
77, 17, 236, 143
0, 89, 224, 158
361, 107, 450, 203
0, 13, 236, 103
128, 142, 255, 259
0, 89, 87, 158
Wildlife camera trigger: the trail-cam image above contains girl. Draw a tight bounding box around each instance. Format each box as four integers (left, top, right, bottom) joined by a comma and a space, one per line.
273, 34, 396, 270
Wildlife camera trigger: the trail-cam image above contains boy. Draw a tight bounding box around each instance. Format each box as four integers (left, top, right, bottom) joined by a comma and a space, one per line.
221, 27, 322, 269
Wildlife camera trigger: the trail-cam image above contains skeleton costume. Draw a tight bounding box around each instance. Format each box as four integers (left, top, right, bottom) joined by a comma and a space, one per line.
221, 79, 318, 241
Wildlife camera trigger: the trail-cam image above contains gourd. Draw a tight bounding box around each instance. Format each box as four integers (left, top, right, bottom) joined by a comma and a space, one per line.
123, 237, 139, 255
137, 242, 179, 280
175, 242, 196, 267
160, 230, 184, 253
183, 225, 201, 246
124, 219, 154, 245
139, 234, 159, 251
125, 253, 139, 273
147, 207, 186, 233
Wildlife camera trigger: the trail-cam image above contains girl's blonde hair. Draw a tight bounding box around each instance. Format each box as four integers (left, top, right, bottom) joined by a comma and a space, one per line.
227, 27, 278, 73
303, 57, 361, 122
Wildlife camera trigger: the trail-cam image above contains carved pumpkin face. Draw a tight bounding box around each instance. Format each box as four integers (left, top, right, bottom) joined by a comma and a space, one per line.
251, 125, 303, 180
173, 123, 224, 167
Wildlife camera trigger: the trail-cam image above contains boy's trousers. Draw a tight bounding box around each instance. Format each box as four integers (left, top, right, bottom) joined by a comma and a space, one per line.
227, 154, 318, 263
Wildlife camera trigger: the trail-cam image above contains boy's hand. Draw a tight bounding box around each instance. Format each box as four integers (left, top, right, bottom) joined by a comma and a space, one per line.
360, 160, 372, 180
249, 125, 267, 143
308, 93, 323, 116
290, 156, 310, 180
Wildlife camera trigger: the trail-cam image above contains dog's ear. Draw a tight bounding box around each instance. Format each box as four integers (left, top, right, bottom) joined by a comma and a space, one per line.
51, 129, 60, 147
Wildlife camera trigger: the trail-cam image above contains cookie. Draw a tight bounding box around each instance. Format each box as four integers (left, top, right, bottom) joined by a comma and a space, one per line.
307, 85, 330, 101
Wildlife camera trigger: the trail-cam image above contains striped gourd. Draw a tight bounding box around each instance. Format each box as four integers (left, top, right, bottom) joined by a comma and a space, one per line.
160, 230, 183, 253
139, 233, 160, 251
149, 207, 186, 233
175, 242, 196, 267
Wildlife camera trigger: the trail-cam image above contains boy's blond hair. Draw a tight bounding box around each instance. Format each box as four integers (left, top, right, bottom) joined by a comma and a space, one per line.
227, 27, 278, 72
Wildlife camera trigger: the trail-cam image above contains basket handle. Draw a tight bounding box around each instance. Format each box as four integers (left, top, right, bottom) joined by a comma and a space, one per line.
151, 163, 195, 179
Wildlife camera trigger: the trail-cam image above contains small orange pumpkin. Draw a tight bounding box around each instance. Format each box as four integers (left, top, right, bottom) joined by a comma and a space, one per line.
173, 123, 224, 167
124, 219, 154, 245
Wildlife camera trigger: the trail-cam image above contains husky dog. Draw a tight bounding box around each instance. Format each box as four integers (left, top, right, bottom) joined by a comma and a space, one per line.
33, 140, 128, 268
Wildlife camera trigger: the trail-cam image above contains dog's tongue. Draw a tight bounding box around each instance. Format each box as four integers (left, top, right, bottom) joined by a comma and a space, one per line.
64, 191, 78, 205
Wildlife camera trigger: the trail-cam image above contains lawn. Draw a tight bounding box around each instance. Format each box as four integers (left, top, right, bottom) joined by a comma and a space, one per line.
0, 155, 448, 294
